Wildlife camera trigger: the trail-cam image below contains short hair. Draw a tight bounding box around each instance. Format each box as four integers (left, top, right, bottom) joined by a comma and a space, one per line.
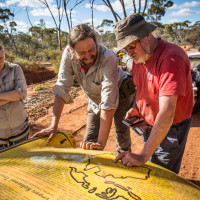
69, 24, 97, 48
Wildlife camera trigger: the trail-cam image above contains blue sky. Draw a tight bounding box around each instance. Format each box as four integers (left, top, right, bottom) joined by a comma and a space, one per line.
0, 0, 200, 33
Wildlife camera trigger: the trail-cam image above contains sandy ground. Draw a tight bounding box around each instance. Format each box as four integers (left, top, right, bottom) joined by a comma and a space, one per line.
27, 82, 200, 187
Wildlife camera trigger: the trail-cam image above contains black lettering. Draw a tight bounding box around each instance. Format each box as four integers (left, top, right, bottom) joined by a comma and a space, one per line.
88, 187, 97, 193
9, 179, 32, 192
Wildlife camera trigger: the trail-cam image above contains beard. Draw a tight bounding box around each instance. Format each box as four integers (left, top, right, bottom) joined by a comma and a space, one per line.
80, 55, 97, 67
131, 44, 152, 64
132, 53, 152, 64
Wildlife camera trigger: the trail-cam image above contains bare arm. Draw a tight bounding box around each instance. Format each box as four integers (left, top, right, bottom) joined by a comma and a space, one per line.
140, 95, 177, 161
0, 90, 21, 102
98, 109, 115, 146
0, 100, 9, 106
80, 52, 118, 150
50, 96, 65, 130
31, 96, 65, 142
114, 95, 177, 166
80, 109, 115, 150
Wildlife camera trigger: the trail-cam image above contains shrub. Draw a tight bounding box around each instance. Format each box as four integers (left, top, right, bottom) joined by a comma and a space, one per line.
34, 84, 48, 91
5, 51, 15, 62
12, 58, 46, 72
34, 51, 50, 62
44, 81, 50, 85
49, 49, 62, 74
12, 58, 32, 71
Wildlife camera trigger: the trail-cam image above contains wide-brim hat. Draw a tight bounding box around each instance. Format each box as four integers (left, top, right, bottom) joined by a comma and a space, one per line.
114, 14, 156, 52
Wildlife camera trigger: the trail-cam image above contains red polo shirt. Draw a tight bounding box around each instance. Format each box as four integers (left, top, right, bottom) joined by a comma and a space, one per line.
132, 39, 193, 125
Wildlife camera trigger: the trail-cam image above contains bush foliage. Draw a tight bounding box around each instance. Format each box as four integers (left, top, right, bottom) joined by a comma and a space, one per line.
49, 50, 62, 74
34, 84, 48, 91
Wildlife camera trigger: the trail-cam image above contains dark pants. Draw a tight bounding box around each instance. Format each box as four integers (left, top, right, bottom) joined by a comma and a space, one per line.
143, 117, 192, 174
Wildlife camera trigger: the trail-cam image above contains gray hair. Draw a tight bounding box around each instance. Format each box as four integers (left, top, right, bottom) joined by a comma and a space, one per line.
69, 24, 97, 48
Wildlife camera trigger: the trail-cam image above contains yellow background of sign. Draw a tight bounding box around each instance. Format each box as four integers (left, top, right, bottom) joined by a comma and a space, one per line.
0, 132, 199, 200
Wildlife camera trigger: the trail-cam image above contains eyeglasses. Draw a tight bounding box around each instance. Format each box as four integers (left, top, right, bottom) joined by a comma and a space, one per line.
123, 40, 140, 52
73, 46, 97, 57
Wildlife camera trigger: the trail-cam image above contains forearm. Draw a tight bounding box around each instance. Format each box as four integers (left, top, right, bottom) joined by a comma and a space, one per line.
31, 96, 65, 142
0, 100, 9, 106
97, 109, 115, 147
114, 95, 178, 167
0, 90, 21, 102
50, 96, 65, 130
141, 110, 174, 161
142, 96, 177, 161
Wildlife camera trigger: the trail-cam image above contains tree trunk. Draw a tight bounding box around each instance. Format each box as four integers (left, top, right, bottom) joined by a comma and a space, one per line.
138, 0, 141, 14
57, 28, 62, 51
142, 0, 148, 16
120, 0, 127, 18
70, 9, 72, 29
69, 0, 85, 29
63, 0, 71, 31
103, 0, 119, 22
39, 0, 63, 51
91, 0, 95, 28
7, 30, 18, 55
133, 0, 136, 13
25, 6, 33, 27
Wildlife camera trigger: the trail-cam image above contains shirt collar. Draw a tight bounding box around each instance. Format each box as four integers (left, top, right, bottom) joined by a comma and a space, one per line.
79, 64, 89, 73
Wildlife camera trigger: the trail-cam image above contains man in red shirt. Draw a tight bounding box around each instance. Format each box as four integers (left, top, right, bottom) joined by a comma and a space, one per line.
114, 14, 193, 174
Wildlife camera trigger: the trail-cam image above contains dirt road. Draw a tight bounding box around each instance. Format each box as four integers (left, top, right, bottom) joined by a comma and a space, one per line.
27, 81, 200, 187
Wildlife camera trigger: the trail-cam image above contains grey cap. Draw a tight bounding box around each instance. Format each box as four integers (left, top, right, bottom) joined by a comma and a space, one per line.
114, 14, 156, 51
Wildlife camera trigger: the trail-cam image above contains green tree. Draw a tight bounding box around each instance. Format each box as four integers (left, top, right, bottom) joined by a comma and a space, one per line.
100, 0, 149, 22
147, 0, 173, 21
0, 8, 18, 54
100, 19, 114, 27
185, 21, 200, 48
95, 19, 115, 49
38, 0, 64, 51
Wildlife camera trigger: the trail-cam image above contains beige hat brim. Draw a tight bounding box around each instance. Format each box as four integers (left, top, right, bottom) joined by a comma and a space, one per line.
116, 22, 156, 52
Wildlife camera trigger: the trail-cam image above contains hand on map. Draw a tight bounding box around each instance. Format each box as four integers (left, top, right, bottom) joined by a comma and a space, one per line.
114, 151, 146, 167
31, 126, 57, 143
80, 141, 104, 150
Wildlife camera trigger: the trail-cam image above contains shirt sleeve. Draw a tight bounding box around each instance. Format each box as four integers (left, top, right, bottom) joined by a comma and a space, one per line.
14, 65, 27, 100
100, 53, 119, 110
53, 47, 74, 104
159, 55, 187, 97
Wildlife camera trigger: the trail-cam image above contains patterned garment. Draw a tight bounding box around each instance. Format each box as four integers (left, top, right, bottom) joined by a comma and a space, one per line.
53, 45, 128, 114
0, 61, 29, 147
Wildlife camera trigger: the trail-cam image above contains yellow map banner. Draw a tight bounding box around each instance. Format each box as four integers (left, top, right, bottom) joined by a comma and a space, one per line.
0, 132, 199, 200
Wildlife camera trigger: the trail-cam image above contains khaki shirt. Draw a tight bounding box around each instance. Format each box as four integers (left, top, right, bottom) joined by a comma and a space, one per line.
0, 61, 27, 136
53, 45, 127, 114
